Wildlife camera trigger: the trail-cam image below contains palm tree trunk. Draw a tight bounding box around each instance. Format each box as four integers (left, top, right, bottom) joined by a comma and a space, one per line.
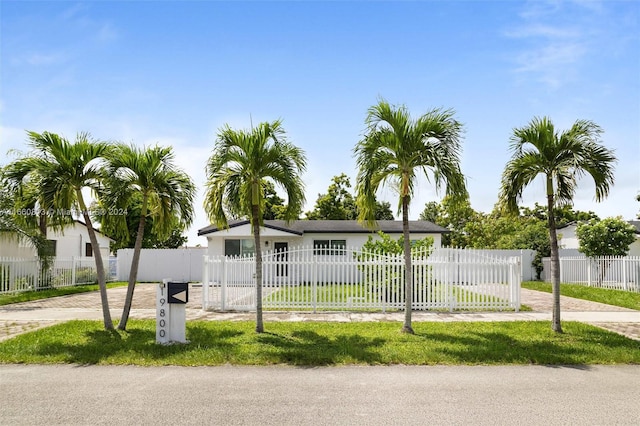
252, 204, 264, 333
77, 191, 113, 330
118, 195, 148, 330
546, 180, 562, 333
401, 195, 414, 334
37, 210, 51, 289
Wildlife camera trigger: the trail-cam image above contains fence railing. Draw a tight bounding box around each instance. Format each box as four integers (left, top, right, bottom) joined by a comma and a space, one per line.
0, 256, 117, 294
202, 247, 521, 312
542, 256, 640, 292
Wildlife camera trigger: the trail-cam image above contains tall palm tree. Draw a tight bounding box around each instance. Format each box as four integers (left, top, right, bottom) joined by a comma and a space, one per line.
204, 120, 306, 333
499, 117, 616, 333
103, 144, 196, 331
17, 131, 115, 329
354, 99, 467, 334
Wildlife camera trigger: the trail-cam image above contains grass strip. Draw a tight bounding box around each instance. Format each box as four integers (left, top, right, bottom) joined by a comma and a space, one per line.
0, 319, 637, 366
522, 281, 640, 310
0, 282, 128, 306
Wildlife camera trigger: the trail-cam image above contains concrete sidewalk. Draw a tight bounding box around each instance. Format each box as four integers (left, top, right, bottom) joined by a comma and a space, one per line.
1, 284, 639, 341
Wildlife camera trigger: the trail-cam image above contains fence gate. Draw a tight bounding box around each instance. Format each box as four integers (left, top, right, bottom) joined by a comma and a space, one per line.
202, 247, 521, 312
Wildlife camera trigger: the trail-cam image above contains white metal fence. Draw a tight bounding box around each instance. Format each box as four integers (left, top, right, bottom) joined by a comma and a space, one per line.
202, 247, 521, 312
542, 256, 640, 292
0, 256, 117, 294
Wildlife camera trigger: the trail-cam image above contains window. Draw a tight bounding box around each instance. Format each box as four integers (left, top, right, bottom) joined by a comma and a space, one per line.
313, 239, 346, 255
43, 240, 57, 256
85, 243, 93, 257
224, 239, 255, 257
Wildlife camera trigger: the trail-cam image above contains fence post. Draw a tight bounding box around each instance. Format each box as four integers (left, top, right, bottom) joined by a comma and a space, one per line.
221, 256, 227, 311
202, 256, 209, 311
622, 257, 627, 291
312, 255, 317, 314
71, 257, 77, 287
446, 253, 454, 312
511, 257, 521, 312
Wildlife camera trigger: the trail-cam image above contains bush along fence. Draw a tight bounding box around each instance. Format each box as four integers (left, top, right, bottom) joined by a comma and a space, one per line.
0, 256, 117, 294
542, 256, 640, 292
202, 247, 522, 312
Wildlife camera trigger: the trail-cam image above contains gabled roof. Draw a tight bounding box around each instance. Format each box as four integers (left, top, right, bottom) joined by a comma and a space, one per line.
198, 220, 449, 236
628, 220, 640, 234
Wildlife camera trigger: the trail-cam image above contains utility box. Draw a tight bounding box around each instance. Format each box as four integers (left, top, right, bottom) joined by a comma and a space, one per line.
156, 279, 189, 344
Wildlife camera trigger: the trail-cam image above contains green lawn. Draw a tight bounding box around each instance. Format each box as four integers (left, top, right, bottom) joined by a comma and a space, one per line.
522, 281, 640, 310
0, 282, 128, 306
0, 319, 637, 366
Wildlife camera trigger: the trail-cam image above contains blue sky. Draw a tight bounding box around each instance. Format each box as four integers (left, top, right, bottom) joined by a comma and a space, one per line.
1, 0, 638, 246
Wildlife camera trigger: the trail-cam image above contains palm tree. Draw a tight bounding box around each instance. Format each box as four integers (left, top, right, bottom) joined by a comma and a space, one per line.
0, 181, 49, 256
354, 99, 467, 334
1, 165, 68, 283
16, 131, 115, 329
103, 144, 196, 331
204, 120, 306, 333
499, 117, 616, 333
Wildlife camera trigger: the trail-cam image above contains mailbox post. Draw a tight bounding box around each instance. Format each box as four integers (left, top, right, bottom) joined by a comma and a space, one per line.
156, 279, 189, 344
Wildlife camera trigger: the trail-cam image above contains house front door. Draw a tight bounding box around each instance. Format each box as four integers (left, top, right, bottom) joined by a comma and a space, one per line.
274, 242, 288, 277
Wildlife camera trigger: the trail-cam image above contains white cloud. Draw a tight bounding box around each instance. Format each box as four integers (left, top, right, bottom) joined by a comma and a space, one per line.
505, 0, 604, 89
97, 23, 118, 43
514, 42, 587, 88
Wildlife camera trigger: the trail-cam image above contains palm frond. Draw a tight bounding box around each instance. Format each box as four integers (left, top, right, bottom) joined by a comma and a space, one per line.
354, 98, 467, 226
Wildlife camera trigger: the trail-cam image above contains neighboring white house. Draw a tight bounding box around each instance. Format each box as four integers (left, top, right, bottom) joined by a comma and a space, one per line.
557, 220, 640, 256
197, 219, 448, 258
0, 220, 112, 260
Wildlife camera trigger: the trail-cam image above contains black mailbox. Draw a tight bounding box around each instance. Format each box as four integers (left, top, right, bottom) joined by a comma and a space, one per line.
167, 282, 188, 304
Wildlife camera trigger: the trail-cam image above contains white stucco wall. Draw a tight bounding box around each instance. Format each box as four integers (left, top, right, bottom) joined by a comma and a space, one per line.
0, 235, 37, 258
628, 239, 640, 256
205, 224, 443, 258
1, 223, 111, 260
557, 225, 579, 249
45, 222, 111, 260
558, 224, 640, 256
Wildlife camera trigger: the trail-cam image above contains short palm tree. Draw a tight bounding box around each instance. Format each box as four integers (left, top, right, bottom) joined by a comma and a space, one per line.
204, 120, 306, 333
0, 181, 49, 256
103, 144, 196, 331
2, 158, 72, 243
499, 117, 616, 333
16, 131, 115, 329
354, 99, 467, 334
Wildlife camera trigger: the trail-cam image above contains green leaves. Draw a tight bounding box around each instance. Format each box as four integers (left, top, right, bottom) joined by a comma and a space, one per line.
204, 120, 307, 229
500, 116, 617, 213
354, 99, 467, 227
576, 217, 636, 257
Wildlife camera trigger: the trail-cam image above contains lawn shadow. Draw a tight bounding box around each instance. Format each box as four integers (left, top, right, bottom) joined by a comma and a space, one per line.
257, 329, 386, 365
413, 322, 638, 366
31, 321, 245, 365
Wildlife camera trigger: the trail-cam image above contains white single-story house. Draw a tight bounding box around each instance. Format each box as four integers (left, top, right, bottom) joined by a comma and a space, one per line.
557, 220, 640, 256
197, 219, 448, 258
0, 220, 112, 260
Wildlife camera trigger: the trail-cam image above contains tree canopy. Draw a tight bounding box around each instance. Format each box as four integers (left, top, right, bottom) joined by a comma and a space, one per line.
306, 173, 393, 220
576, 217, 636, 257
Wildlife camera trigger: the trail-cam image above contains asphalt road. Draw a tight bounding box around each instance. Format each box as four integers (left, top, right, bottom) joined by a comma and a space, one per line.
1, 364, 639, 425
